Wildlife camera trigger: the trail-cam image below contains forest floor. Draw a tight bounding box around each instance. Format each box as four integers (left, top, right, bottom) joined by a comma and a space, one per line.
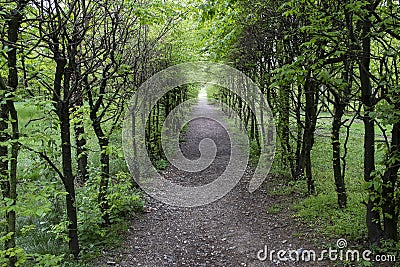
94, 94, 339, 267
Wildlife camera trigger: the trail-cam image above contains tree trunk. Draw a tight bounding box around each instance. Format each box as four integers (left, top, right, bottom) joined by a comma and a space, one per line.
2, 3, 25, 265
278, 85, 293, 173
359, 4, 382, 244
54, 56, 80, 258
93, 121, 111, 225
297, 75, 318, 195
332, 102, 347, 208
294, 86, 303, 179
72, 91, 88, 185
6, 102, 19, 267
381, 121, 400, 241
0, 92, 12, 267
59, 102, 80, 258
74, 121, 88, 185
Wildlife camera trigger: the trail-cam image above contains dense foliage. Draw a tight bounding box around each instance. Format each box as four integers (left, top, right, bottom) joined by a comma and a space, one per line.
0, 0, 399, 266
208, 0, 400, 253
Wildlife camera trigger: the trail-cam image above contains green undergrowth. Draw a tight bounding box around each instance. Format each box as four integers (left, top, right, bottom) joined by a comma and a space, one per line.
270, 114, 397, 246
0, 102, 145, 266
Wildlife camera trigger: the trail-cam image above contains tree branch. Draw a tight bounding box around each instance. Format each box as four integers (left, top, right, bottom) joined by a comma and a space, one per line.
18, 142, 64, 181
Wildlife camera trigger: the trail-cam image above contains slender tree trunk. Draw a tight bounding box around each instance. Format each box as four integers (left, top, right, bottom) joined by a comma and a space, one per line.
59, 103, 80, 258
0, 86, 12, 267
359, 4, 382, 244
72, 91, 88, 185
93, 121, 111, 225
332, 102, 347, 208
0, 80, 8, 195
74, 121, 88, 185
238, 95, 243, 130
381, 121, 400, 241
130, 96, 140, 188
2, 3, 25, 265
297, 76, 318, 194
294, 85, 303, 179
362, 62, 382, 240
6, 102, 19, 267
364, 108, 381, 244
54, 57, 80, 258
69, 27, 88, 186
279, 85, 293, 172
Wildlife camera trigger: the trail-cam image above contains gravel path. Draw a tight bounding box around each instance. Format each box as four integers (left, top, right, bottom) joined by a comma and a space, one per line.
95, 93, 330, 267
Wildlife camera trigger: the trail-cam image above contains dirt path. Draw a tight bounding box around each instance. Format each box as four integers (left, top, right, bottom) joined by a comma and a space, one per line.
96, 92, 328, 267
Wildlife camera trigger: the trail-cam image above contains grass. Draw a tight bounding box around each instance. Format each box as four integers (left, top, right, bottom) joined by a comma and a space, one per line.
205, 83, 220, 101
267, 204, 283, 214
270, 112, 393, 243
1, 102, 144, 266
264, 111, 400, 267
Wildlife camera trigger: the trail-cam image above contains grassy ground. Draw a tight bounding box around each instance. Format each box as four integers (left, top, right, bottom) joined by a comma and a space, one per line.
2, 102, 143, 266
292, 113, 390, 240
296, 114, 366, 239
268, 112, 400, 265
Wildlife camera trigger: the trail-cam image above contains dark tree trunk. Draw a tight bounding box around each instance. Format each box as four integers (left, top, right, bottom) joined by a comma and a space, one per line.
72, 91, 88, 185
1, 3, 25, 265
6, 102, 19, 267
130, 96, 140, 188
330, 58, 352, 209
54, 56, 80, 258
0, 81, 8, 196
297, 76, 318, 194
332, 102, 347, 208
93, 120, 111, 225
59, 102, 80, 258
381, 121, 400, 241
359, 5, 382, 244
362, 90, 382, 245
294, 86, 303, 179
278, 85, 293, 174
0, 91, 12, 267
87, 69, 112, 225
74, 121, 88, 185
